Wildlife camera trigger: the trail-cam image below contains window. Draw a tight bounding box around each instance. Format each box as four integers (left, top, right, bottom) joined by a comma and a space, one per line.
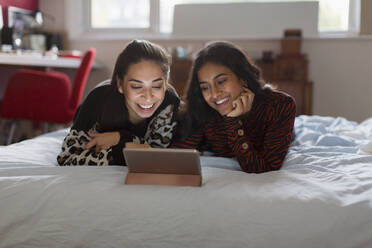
81, 0, 159, 35
83, 0, 359, 38
90, 0, 150, 28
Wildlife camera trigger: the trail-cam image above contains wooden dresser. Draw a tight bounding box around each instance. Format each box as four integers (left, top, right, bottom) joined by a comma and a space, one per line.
256, 30, 313, 115
255, 53, 313, 116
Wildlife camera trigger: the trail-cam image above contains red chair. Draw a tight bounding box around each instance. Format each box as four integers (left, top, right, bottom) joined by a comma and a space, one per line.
0, 48, 96, 144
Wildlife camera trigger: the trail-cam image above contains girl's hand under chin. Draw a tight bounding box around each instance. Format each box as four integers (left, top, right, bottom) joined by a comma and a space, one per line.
226, 88, 255, 118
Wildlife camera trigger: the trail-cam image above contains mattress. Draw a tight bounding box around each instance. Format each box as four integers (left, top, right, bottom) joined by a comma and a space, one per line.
1, 115, 372, 248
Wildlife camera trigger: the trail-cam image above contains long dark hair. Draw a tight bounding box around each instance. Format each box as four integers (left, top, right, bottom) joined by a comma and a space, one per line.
99, 40, 171, 132
182, 41, 266, 135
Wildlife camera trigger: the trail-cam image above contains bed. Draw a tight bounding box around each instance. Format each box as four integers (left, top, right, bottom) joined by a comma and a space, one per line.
1, 115, 372, 248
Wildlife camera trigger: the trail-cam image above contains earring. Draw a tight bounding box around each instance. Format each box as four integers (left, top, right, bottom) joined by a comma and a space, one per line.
117, 78, 124, 94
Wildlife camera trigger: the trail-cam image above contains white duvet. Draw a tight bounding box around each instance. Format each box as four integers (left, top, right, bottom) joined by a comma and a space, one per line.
0, 115, 372, 248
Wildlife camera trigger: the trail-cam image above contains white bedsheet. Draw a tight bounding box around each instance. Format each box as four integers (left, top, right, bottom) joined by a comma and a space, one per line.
0, 115, 372, 248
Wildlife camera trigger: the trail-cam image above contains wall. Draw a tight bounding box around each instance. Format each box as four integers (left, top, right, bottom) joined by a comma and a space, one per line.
37, 0, 65, 34
303, 38, 372, 121
0, 0, 39, 27
40, 0, 372, 123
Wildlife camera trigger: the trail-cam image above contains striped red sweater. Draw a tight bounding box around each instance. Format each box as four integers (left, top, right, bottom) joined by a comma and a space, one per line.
172, 90, 296, 173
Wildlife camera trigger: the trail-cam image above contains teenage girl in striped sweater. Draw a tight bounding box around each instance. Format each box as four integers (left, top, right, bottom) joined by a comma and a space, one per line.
172, 41, 296, 173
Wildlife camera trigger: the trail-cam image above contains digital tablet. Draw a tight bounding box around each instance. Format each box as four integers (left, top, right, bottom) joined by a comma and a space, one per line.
123, 148, 202, 187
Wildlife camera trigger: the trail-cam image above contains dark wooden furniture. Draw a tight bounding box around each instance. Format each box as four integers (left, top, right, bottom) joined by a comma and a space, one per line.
255, 54, 313, 116
170, 59, 192, 98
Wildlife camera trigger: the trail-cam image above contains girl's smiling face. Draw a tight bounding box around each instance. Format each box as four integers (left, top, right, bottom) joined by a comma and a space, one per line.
198, 62, 246, 116
118, 60, 167, 124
